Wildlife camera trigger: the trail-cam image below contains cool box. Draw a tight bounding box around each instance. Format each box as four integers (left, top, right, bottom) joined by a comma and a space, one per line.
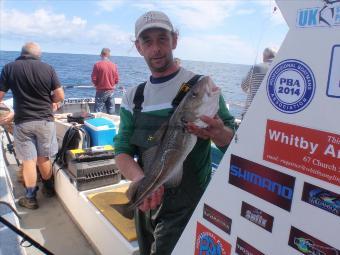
84, 117, 116, 146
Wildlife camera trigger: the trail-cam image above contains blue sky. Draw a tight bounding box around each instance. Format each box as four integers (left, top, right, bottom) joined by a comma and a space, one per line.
0, 0, 288, 65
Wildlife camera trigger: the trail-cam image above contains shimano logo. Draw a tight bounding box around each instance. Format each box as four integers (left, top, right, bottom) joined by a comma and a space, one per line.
230, 165, 293, 199
229, 155, 295, 211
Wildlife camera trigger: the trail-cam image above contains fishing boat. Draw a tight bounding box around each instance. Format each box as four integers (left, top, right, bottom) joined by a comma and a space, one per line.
0, 97, 140, 255
0, 97, 230, 255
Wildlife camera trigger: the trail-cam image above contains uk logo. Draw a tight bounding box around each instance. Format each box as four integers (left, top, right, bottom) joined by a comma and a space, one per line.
296, 1, 340, 28
267, 59, 316, 114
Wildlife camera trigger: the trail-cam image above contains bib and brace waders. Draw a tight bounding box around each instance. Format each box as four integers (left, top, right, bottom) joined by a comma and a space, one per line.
130, 76, 208, 255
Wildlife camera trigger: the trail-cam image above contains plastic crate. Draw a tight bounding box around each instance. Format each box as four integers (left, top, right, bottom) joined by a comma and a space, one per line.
84, 117, 116, 146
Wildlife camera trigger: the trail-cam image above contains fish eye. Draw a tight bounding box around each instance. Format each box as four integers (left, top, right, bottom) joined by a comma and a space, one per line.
192, 92, 198, 98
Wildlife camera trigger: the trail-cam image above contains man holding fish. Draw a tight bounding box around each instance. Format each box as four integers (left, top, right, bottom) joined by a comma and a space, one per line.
114, 11, 235, 255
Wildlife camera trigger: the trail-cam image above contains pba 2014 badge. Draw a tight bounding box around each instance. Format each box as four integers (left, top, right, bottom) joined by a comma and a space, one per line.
267, 59, 316, 114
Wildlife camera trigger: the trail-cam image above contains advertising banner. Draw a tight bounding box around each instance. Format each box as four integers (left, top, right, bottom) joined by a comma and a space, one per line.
263, 119, 340, 186
174, 1, 339, 254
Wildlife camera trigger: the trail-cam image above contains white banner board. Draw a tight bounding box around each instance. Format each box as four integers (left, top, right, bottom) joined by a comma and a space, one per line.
173, 1, 340, 254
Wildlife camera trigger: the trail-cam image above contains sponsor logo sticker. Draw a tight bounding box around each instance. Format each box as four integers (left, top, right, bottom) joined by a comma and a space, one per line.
195, 222, 231, 255
235, 237, 265, 255
240, 201, 274, 232
203, 204, 232, 235
296, 2, 340, 28
289, 226, 340, 255
229, 154, 295, 212
327, 45, 340, 98
302, 182, 339, 217
263, 119, 340, 186
266, 59, 315, 114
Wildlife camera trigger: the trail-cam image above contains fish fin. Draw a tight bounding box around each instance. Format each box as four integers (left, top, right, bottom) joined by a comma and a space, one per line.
163, 154, 184, 187
142, 146, 158, 175
152, 121, 169, 142
110, 202, 135, 219
126, 179, 140, 201
111, 180, 141, 220
142, 121, 168, 174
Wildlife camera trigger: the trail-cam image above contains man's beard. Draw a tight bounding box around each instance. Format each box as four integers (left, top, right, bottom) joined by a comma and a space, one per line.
151, 63, 170, 73
147, 55, 172, 73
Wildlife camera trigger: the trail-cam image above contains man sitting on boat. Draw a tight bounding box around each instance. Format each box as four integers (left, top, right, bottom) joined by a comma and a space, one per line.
0, 42, 64, 209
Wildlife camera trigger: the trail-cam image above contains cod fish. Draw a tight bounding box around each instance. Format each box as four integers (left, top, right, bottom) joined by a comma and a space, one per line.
112, 76, 221, 219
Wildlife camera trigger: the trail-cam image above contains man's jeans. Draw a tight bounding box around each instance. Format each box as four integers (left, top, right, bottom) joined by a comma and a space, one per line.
94, 90, 114, 114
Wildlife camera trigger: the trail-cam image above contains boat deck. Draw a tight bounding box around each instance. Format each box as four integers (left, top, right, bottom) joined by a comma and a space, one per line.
0, 128, 96, 255
0, 97, 230, 255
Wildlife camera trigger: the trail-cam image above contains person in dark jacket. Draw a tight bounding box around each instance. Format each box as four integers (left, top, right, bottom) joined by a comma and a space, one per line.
0, 42, 64, 209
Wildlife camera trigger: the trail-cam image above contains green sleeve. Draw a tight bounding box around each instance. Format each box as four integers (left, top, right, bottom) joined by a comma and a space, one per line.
114, 107, 136, 156
216, 94, 235, 153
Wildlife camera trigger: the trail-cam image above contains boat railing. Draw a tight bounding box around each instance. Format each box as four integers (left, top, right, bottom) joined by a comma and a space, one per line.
57, 97, 122, 115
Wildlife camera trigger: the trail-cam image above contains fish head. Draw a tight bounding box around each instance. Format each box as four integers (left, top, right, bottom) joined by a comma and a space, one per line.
178, 76, 220, 128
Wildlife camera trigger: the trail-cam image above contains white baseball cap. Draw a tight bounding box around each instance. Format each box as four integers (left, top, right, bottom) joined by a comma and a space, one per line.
135, 11, 174, 39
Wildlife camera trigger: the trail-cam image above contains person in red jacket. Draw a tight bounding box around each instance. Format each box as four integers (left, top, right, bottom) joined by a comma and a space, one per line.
91, 48, 119, 113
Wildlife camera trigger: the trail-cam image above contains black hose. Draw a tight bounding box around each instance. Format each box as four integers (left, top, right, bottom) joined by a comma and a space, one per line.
3, 129, 20, 166
0, 201, 54, 255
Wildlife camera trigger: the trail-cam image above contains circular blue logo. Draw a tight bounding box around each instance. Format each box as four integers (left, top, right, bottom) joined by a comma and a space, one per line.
267, 59, 316, 114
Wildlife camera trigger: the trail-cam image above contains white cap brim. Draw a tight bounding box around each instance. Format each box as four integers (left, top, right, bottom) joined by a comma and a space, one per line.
136, 22, 172, 39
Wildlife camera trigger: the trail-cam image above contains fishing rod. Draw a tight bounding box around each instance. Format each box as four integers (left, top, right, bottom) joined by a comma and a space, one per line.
251, 2, 278, 66
62, 84, 93, 89
62, 84, 126, 91
3, 128, 20, 166
239, 1, 278, 123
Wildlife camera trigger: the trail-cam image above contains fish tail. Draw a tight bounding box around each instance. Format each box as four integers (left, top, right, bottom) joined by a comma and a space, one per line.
110, 180, 142, 219
126, 180, 140, 201
111, 201, 135, 219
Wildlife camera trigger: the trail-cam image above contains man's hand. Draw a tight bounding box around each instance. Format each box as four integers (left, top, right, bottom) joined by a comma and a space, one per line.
52, 102, 61, 112
186, 115, 233, 147
138, 185, 164, 212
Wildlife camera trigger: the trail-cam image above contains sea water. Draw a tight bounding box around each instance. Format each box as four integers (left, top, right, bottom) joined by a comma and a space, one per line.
0, 51, 250, 118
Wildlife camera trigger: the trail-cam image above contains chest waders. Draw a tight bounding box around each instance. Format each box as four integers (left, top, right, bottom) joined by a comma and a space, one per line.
130, 75, 208, 255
